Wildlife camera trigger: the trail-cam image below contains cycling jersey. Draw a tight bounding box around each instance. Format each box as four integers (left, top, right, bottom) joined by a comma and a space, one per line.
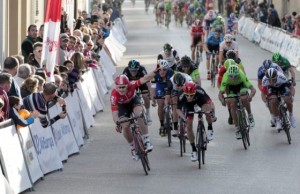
190, 25, 205, 37
220, 71, 252, 94
177, 64, 199, 82
218, 62, 244, 87
262, 71, 289, 88
274, 56, 291, 76
110, 80, 142, 111
257, 63, 283, 81
153, 69, 174, 97
157, 49, 180, 69
123, 66, 147, 80
170, 72, 192, 90
165, 1, 172, 11
226, 18, 238, 32
219, 41, 238, 52
212, 20, 225, 29
205, 32, 223, 46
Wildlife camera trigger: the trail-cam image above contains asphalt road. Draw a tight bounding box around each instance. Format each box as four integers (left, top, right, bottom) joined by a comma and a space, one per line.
28, 1, 300, 194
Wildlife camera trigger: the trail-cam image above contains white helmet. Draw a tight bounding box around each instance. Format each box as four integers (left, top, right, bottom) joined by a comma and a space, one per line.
224, 34, 233, 42
159, 59, 169, 69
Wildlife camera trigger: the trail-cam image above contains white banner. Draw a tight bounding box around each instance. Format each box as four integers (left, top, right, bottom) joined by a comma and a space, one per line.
99, 49, 116, 89
0, 174, 14, 194
0, 125, 32, 193
29, 120, 63, 174
65, 0, 74, 35
75, 86, 95, 130
48, 105, 79, 156
92, 68, 107, 110
77, 81, 96, 115
18, 126, 44, 183
65, 95, 84, 146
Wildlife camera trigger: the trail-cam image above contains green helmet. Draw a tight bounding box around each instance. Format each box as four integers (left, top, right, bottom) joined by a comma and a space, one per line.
227, 65, 240, 76
272, 52, 281, 62
163, 43, 172, 51
224, 59, 236, 69
128, 59, 140, 71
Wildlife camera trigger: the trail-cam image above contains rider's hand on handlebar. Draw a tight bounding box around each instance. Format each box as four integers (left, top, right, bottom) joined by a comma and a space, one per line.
115, 124, 122, 133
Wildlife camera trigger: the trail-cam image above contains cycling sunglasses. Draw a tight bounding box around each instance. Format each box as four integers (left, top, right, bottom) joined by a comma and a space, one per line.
184, 93, 195, 97
229, 74, 238, 78
117, 86, 127, 89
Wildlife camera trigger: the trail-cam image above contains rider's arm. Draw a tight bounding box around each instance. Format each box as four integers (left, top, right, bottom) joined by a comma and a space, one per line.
288, 67, 296, 85
110, 90, 119, 124
139, 71, 157, 85
112, 111, 119, 124
194, 74, 201, 86
164, 80, 173, 106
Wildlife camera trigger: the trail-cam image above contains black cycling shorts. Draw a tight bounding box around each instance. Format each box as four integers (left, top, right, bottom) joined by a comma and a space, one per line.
207, 44, 219, 53
267, 84, 291, 96
137, 83, 148, 92
118, 96, 142, 118
192, 37, 202, 47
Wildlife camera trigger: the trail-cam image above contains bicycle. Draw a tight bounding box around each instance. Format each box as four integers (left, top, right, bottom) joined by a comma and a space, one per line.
194, 44, 202, 65
179, 107, 187, 156
117, 114, 150, 175
145, 0, 151, 13
225, 94, 250, 150
207, 51, 218, 88
164, 104, 173, 147
165, 10, 171, 29
187, 110, 208, 169
272, 95, 291, 144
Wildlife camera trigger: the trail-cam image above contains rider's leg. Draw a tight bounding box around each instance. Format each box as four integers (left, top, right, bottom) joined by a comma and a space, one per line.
171, 96, 179, 135
119, 117, 132, 143
157, 98, 165, 136
186, 115, 196, 150
202, 103, 214, 140
191, 46, 196, 61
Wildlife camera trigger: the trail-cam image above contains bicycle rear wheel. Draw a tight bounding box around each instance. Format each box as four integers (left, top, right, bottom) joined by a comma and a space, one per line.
210, 57, 216, 87
165, 109, 172, 147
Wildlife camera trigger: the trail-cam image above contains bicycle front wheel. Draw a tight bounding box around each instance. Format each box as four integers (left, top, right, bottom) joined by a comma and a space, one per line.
237, 110, 248, 150
133, 131, 149, 175
210, 57, 216, 87
280, 106, 291, 144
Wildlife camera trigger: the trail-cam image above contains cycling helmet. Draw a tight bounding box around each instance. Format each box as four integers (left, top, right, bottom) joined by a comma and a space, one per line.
226, 50, 236, 60
266, 68, 277, 79
194, 19, 201, 26
183, 82, 196, 94
115, 74, 129, 85
262, 59, 273, 70
174, 73, 186, 86
224, 34, 233, 42
128, 59, 140, 71
214, 27, 222, 33
229, 13, 236, 19
181, 55, 192, 67
208, 10, 214, 16
272, 52, 281, 62
163, 43, 173, 51
217, 15, 223, 20
227, 65, 240, 76
159, 59, 169, 69
224, 59, 236, 69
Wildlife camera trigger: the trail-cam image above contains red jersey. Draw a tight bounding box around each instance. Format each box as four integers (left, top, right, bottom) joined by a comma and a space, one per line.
190, 25, 204, 37
110, 80, 142, 111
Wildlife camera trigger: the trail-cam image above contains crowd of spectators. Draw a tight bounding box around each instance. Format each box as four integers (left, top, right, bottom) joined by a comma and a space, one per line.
236, 0, 300, 37
0, 2, 122, 128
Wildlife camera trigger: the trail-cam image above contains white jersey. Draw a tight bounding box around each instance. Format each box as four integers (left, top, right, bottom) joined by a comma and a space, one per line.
262, 71, 288, 88
170, 72, 192, 90
219, 41, 239, 51
159, 49, 180, 68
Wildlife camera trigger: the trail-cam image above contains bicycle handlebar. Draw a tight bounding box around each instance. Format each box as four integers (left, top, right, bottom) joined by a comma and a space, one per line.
116, 114, 144, 125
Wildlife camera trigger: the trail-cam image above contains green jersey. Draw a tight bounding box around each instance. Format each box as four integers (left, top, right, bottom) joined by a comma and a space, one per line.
189, 69, 200, 82
275, 56, 291, 76
220, 71, 252, 93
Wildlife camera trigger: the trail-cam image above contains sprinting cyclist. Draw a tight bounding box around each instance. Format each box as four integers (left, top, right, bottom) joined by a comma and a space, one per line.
151, 59, 175, 137
272, 52, 296, 86
177, 55, 201, 86
261, 68, 296, 130
166, 72, 193, 137
190, 19, 205, 64
123, 59, 152, 124
157, 43, 181, 70
204, 28, 223, 80
176, 82, 216, 162
257, 59, 283, 127
111, 71, 157, 161
219, 34, 239, 67
211, 15, 225, 33
203, 10, 217, 37
225, 13, 238, 35
218, 65, 256, 139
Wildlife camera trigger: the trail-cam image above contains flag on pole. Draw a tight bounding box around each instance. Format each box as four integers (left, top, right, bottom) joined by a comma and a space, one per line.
65, 0, 74, 35
42, 0, 62, 82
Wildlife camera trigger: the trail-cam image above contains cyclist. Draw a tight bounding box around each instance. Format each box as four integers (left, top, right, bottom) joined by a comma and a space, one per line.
261, 68, 296, 130
164, 0, 173, 25
219, 34, 239, 67
203, 10, 217, 37
218, 65, 256, 139
225, 13, 238, 35
190, 19, 205, 64
211, 15, 225, 33
157, 43, 181, 70
123, 59, 152, 124
271, 52, 296, 86
176, 82, 216, 162
167, 72, 193, 136
151, 59, 175, 137
177, 55, 201, 86
204, 28, 223, 80
111, 71, 157, 161
257, 59, 283, 127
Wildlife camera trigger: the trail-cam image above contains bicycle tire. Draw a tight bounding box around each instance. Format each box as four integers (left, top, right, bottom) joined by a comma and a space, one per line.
238, 109, 248, 150
196, 124, 205, 169
133, 131, 149, 175
179, 118, 186, 156
195, 47, 201, 64
210, 57, 216, 87
201, 125, 207, 165
280, 106, 291, 144
165, 107, 172, 147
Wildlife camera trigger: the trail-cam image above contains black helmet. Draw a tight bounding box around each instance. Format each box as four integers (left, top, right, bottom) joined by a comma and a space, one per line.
128, 59, 140, 71
174, 73, 186, 86
181, 55, 192, 67
226, 50, 236, 59
163, 43, 172, 51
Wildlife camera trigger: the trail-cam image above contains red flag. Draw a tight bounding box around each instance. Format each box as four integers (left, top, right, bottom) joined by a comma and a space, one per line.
42, 0, 62, 82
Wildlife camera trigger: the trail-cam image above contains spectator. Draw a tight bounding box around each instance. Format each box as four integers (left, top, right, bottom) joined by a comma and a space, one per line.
0, 73, 12, 122
28, 42, 43, 68
2, 57, 22, 100
36, 24, 44, 42
15, 64, 32, 87
294, 14, 300, 36
267, 7, 281, 28
32, 75, 45, 92
35, 68, 47, 81
283, 14, 293, 33
66, 35, 77, 59
59, 33, 69, 66
22, 82, 67, 128
13, 55, 25, 65
94, 34, 104, 53
20, 77, 39, 98
21, 24, 37, 63
9, 96, 39, 128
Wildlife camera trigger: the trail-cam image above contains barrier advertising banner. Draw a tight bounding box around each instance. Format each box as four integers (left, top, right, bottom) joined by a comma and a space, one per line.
0, 174, 14, 194
18, 126, 44, 183
29, 120, 63, 174
0, 125, 32, 193
77, 81, 96, 116
48, 105, 79, 156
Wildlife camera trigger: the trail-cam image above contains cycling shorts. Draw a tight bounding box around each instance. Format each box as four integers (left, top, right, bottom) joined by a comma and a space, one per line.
207, 44, 219, 53
118, 96, 142, 118
226, 83, 248, 96
137, 83, 148, 92
267, 84, 291, 97
185, 99, 212, 120
191, 37, 202, 47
